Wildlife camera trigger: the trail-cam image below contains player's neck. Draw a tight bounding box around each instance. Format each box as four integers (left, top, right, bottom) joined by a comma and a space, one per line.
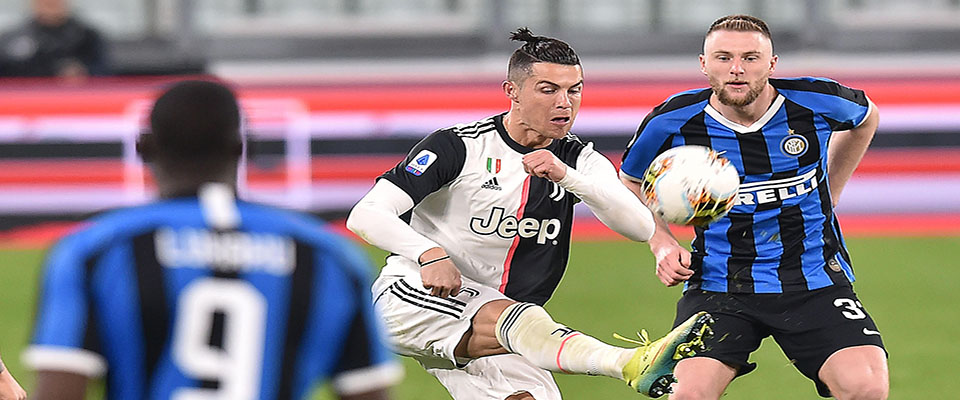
711, 83, 777, 127
157, 181, 237, 199
502, 111, 553, 149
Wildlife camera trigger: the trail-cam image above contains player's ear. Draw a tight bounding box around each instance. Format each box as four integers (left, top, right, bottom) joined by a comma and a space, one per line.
503, 80, 519, 103
699, 54, 707, 75
136, 131, 156, 161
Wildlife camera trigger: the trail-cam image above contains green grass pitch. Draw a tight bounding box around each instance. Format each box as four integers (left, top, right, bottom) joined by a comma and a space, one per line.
1, 236, 956, 399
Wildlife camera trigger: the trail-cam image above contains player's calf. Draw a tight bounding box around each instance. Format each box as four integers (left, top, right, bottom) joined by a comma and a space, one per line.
493, 302, 713, 398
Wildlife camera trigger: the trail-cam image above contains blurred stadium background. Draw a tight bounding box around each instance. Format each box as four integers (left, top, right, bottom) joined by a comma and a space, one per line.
0, 0, 958, 399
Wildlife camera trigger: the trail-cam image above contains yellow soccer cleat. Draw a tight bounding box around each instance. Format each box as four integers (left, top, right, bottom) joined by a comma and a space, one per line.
616, 311, 714, 398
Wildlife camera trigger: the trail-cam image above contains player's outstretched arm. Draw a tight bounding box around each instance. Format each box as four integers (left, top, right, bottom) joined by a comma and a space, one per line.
620, 175, 694, 287
347, 179, 462, 297
0, 358, 26, 400
523, 148, 657, 242
827, 101, 879, 207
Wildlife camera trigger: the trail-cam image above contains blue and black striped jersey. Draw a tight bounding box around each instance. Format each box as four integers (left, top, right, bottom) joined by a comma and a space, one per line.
621, 77, 873, 294
25, 186, 399, 399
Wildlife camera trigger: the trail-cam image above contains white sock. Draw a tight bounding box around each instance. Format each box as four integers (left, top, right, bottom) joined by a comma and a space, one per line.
495, 302, 634, 379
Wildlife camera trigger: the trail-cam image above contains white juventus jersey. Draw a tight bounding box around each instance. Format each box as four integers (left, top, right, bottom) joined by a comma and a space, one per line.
379, 113, 605, 305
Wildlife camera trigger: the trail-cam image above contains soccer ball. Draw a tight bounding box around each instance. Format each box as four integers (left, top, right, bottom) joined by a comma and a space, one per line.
641, 145, 740, 227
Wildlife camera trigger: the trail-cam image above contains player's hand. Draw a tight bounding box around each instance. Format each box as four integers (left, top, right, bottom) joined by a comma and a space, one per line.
421, 260, 462, 298
0, 368, 27, 400
419, 249, 462, 298
650, 239, 694, 287
522, 149, 567, 182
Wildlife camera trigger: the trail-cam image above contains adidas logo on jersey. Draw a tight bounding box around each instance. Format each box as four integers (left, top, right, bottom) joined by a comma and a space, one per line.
481, 177, 502, 191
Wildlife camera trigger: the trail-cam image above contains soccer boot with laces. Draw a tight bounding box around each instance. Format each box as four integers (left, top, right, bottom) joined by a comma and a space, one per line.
616, 311, 714, 398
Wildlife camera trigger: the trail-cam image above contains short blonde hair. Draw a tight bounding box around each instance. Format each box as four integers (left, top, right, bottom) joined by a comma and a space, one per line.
707, 14, 771, 40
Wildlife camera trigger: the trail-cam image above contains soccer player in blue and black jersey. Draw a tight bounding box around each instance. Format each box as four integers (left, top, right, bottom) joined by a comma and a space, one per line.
620, 15, 888, 400
24, 80, 401, 400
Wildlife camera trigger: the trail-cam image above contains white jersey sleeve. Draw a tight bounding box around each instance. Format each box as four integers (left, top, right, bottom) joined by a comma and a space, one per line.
346, 179, 441, 263
348, 127, 467, 263
557, 143, 655, 242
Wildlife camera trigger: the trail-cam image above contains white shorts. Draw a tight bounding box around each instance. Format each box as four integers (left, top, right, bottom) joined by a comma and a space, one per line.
372, 273, 561, 399
422, 354, 561, 400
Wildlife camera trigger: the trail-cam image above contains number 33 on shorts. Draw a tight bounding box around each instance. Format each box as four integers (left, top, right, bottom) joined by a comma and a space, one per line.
833, 298, 866, 320
834, 297, 882, 336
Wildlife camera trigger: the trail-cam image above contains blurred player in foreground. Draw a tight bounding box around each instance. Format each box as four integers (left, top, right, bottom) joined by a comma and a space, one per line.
348, 28, 713, 399
0, 354, 26, 400
24, 80, 401, 400
619, 14, 888, 400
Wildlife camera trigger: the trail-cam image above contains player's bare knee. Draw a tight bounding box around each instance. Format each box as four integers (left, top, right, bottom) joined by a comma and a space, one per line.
476, 299, 515, 325
830, 378, 888, 400
471, 299, 516, 336
456, 299, 516, 358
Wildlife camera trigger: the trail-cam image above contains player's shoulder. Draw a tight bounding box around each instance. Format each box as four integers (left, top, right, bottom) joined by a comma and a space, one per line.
655, 87, 713, 116
413, 114, 497, 152
50, 200, 196, 258
553, 131, 591, 155
443, 114, 499, 137
238, 202, 374, 278
771, 76, 843, 93
771, 77, 869, 107
637, 88, 712, 134
237, 201, 337, 243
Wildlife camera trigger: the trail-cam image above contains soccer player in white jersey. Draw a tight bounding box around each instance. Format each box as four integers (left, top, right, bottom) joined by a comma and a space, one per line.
347, 28, 714, 399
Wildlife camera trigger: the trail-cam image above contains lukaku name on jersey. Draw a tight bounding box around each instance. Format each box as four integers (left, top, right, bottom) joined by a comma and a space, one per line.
155, 227, 296, 275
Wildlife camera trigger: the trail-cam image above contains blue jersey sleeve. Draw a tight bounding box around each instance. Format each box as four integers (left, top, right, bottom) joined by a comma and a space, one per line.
299, 232, 400, 396
25, 230, 108, 376
621, 89, 712, 180
773, 77, 871, 131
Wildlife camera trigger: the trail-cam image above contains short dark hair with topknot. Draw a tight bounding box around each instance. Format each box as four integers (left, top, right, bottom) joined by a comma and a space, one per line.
507, 27, 581, 84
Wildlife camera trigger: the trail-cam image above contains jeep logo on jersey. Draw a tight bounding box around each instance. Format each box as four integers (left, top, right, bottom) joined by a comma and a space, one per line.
735, 169, 818, 206
405, 150, 438, 176
470, 207, 562, 245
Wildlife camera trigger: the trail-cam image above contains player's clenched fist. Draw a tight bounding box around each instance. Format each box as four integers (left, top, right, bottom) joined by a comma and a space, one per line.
650, 239, 694, 287
419, 248, 462, 298
421, 260, 462, 298
522, 149, 567, 182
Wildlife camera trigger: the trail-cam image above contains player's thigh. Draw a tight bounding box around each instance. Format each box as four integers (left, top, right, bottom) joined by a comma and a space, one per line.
819, 345, 888, 399
671, 357, 737, 400
675, 290, 766, 376
769, 285, 886, 397
372, 274, 508, 363
424, 354, 561, 400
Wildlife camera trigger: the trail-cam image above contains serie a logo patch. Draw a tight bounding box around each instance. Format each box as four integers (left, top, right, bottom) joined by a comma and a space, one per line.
405, 150, 438, 176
